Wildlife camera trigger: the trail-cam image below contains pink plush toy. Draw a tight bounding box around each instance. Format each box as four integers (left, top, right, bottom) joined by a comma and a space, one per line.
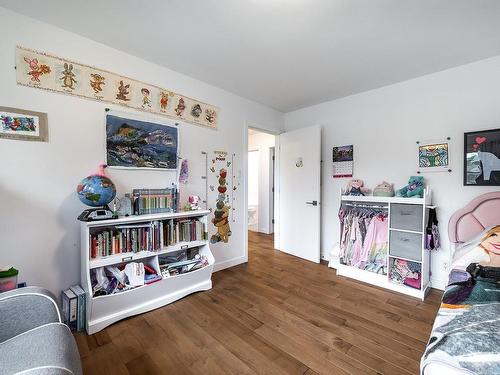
344, 178, 371, 196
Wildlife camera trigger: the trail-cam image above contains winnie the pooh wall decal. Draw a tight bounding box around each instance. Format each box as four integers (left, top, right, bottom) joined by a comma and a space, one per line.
15, 46, 219, 129
209, 151, 234, 244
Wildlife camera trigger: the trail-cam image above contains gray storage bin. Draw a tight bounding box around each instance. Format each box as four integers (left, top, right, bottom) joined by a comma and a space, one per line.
389, 230, 422, 261
390, 203, 423, 232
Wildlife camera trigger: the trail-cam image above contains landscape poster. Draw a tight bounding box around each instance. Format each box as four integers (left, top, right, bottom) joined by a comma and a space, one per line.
105, 113, 178, 170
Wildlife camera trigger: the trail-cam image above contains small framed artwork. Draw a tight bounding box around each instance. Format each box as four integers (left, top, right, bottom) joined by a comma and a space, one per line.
416, 138, 451, 174
464, 128, 500, 186
0, 106, 48, 142
332, 145, 353, 178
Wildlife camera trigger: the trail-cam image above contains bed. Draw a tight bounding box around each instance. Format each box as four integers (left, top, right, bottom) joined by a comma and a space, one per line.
421, 191, 500, 375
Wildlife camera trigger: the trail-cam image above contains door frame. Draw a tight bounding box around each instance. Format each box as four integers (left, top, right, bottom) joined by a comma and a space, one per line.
244, 124, 281, 260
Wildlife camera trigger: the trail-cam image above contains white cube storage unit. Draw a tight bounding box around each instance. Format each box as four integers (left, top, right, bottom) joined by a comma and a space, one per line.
81, 210, 214, 334
333, 192, 433, 300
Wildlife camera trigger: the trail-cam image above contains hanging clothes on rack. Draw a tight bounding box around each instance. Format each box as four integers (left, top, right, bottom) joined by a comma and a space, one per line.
338, 203, 389, 275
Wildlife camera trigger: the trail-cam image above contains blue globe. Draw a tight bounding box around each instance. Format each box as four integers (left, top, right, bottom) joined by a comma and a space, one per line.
77, 175, 116, 207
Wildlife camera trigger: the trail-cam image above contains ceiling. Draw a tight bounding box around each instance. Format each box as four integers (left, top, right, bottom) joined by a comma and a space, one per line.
2, 0, 500, 112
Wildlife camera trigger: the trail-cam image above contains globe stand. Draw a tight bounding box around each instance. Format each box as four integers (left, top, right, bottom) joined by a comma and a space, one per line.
78, 205, 114, 222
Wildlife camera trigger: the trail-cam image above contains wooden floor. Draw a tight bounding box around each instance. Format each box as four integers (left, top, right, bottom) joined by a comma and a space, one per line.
75, 231, 442, 375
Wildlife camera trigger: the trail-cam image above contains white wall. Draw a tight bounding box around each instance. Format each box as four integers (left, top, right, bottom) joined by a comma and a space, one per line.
248, 131, 275, 234
285, 55, 500, 289
0, 7, 284, 297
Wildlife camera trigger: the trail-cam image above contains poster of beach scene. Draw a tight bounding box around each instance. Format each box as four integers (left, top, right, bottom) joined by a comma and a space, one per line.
105, 113, 178, 170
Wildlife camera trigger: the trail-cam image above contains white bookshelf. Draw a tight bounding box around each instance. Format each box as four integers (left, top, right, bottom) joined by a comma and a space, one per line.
330, 191, 433, 300
80, 210, 214, 334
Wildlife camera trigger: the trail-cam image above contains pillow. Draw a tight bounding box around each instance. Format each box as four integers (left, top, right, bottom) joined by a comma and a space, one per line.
451, 225, 500, 270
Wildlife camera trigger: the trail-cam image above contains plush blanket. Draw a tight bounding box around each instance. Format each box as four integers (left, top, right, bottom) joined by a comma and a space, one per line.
421, 225, 500, 375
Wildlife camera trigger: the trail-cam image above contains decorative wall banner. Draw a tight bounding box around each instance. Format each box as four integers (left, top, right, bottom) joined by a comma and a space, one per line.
0, 106, 48, 142
105, 110, 179, 170
15, 46, 219, 129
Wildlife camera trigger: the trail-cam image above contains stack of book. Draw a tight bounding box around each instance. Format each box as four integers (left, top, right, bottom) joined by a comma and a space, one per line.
133, 186, 178, 215
61, 285, 86, 332
90, 222, 162, 259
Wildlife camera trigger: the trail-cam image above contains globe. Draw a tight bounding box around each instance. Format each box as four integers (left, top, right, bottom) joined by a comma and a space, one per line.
77, 174, 116, 207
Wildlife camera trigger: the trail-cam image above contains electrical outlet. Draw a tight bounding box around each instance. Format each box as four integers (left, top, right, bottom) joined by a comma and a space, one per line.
442, 262, 449, 271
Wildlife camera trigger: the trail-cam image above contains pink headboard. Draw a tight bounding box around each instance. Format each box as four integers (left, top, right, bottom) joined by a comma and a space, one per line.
448, 191, 500, 244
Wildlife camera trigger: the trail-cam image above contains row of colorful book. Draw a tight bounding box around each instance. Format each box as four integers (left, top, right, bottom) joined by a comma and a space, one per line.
90, 219, 207, 259
61, 285, 86, 332
133, 187, 178, 215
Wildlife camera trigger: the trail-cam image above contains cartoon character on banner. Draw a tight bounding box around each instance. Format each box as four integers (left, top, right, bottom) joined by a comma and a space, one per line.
23, 57, 51, 83
211, 167, 231, 244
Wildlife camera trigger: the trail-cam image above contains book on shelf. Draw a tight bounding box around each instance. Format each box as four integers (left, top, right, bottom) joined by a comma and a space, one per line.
89, 218, 207, 260
132, 186, 178, 215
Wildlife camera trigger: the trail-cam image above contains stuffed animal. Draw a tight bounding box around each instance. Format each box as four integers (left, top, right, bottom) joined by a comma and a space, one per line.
373, 181, 395, 197
344, 179, 371, 196
184, 195, 201, 211
396, 176, 425, 198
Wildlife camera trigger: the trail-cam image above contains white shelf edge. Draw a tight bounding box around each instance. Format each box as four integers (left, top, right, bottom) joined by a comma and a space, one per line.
89, 240, 208, 269
83, 210, 211, 228
335, 264, 428, 300
389, 227, 423, 235
389, 254, 422, 263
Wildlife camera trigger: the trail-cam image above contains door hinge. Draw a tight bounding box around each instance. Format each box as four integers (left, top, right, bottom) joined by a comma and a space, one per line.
272, 219, 275, 224
272, 155, 275, 161
272, 187, 274, 193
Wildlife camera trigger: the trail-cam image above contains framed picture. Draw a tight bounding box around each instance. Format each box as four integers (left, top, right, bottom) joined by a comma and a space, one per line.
0, 106, 48, 142
464, 128, 500, 186
105, 110, 179, 170
332, 145, 353, 178
416, 138, 451, 174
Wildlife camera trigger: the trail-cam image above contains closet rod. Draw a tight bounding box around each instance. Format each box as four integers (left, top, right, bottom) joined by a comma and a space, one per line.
342, 202, 388, 209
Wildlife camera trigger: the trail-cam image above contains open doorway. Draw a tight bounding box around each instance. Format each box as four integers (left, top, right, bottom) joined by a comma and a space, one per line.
247, 128, 277, 251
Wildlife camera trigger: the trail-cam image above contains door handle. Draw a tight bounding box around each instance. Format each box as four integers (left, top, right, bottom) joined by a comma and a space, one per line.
306, 200, 318, 206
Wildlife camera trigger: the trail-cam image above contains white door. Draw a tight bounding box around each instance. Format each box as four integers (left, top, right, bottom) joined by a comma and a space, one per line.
278, 125, 321, 263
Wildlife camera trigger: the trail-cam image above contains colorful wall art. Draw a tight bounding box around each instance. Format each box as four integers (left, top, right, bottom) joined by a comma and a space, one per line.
16, 46, 219, 129
416, 138, 451, 174
105, 112, 178, 170
208, 151, 233, 244
464, 129, 500, 186
0, 106, 48, 142
332, 145, 353, 178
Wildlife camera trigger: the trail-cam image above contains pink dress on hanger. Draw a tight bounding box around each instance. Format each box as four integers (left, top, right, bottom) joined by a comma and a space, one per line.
352, 215, 388, 269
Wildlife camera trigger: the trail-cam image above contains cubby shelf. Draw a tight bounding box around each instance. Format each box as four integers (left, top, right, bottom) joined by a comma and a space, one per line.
81, 210, 214, 334
89, 240, 207, 269
330, 191, 434, 300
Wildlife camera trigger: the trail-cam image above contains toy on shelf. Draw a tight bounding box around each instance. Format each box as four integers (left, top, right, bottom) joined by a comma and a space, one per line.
373, 181, 395, 197
184, 195, 201, 211
396, 176, 425, 198
343, 178, 371, 196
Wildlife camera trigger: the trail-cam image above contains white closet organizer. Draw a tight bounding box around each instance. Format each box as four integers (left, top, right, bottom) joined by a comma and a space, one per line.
333, 192, 433, 300
81, 210, 214, 334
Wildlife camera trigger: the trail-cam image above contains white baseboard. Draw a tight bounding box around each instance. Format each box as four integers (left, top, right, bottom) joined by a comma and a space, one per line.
213, 255, 248, 272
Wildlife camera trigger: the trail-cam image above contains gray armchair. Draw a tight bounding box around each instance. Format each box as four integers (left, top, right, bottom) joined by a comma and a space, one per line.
0, 287, 82, 375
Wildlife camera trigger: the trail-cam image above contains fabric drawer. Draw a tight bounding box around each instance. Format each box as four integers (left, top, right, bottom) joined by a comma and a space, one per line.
389, 230, 422, 261
390, 203, 423, 232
